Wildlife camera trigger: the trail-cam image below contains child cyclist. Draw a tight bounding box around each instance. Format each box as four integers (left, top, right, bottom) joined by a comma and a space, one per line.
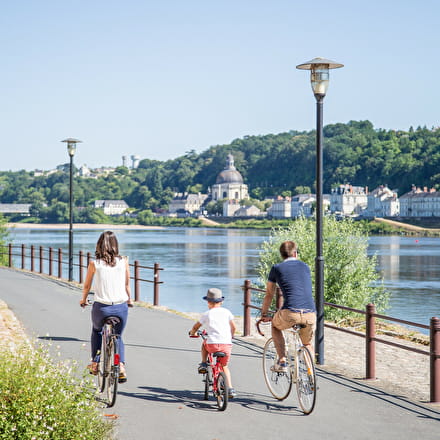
189, 288, 237, 398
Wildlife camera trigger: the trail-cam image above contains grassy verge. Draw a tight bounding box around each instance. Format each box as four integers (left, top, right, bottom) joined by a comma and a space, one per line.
0, 343, 115, 440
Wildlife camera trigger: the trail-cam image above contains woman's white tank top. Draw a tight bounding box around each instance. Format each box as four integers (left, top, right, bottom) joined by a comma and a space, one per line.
93, 257, 128, 304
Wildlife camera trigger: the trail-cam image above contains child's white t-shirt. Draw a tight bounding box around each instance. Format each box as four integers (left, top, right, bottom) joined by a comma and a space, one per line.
199, 307, 234, 344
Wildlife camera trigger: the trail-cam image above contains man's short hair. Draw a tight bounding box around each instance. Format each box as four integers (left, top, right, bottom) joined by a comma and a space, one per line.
279, 241, 297, 259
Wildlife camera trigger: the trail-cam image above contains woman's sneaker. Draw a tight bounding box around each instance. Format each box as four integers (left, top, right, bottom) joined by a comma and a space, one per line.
228, 388, 237, 398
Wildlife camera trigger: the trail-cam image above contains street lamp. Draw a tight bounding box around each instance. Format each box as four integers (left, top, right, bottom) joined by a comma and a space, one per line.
61, 138, 82, 282
296, 57, 343, 365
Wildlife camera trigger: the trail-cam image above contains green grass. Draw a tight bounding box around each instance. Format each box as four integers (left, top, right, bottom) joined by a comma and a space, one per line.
0, 343, 115, 440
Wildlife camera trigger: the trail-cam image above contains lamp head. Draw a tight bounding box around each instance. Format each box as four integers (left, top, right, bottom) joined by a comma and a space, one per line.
296, 57, 343, 97
61, 138, 82, 157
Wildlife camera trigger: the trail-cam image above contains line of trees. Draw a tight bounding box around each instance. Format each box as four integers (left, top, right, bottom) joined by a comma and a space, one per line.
1, 120, 440, 223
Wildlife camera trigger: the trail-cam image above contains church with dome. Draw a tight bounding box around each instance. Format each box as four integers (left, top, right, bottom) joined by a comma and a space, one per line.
168, 153, 250, 217
211, 154, 249, 201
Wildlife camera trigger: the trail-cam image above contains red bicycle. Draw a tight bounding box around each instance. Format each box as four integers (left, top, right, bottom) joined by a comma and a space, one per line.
190, 330, 229, 411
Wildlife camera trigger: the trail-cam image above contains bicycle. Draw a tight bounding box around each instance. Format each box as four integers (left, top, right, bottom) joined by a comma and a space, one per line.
189, 330, 229, 411
95, 315, 121, 407
257, 318, 317, 415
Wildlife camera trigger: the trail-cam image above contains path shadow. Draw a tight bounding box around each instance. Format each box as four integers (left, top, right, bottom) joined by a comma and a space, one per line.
118, 385, 305, 416
38, 335, 87, 342
318, 369, 440, 421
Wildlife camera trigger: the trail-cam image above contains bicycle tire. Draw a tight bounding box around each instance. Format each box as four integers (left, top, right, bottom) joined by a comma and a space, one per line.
262, 337, 292, 400
105, 336, 119, 408
97, 327, 109, 393
204, 371, 210, 400
295, 346, 316, 415
215, 371, 228, 411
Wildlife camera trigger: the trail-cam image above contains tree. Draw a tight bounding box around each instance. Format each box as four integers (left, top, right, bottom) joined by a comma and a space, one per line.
256, 216, 389, 320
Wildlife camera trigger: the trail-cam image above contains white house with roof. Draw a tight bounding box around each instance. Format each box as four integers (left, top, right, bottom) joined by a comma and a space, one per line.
291, 194, 316, 218
168, 193, 209, 214
399, 186, 440, 217
330, 184, 367, 216
94, 200, 129, 215
267, 196, 291, 218
363, 185, 399, 217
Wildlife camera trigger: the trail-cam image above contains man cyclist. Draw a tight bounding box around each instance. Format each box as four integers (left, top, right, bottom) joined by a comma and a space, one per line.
260, 240, 316, 371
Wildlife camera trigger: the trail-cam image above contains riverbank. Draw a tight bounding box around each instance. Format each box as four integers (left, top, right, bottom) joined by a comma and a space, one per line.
6, 223, 165, 230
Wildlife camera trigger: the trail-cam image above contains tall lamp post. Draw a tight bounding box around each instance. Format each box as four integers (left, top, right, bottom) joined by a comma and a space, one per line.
296, 57, 343, 365
61, 138, 82, 282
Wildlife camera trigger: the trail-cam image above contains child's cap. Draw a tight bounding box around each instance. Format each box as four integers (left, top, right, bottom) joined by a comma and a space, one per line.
203, 288, 224, 303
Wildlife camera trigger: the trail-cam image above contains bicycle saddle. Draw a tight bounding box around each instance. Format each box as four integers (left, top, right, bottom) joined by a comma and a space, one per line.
104, 316, 121, 326
213, 351, 226, 358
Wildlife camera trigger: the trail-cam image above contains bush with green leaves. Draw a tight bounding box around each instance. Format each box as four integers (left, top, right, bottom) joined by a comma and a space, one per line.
256, 216, 389, 320
0, 343, 114, 440
0, 214, 9, 266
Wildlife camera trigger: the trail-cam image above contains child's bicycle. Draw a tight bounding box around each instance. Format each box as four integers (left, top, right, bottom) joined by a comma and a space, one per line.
256, 318, 317, 415
189, 330, 229, 411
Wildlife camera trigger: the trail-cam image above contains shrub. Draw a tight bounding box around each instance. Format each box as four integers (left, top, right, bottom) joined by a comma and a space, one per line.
255, 216, 389, 320
0, 343, 114, 440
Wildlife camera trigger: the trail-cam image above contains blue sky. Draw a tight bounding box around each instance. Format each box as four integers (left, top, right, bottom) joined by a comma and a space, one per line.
1, 0, 439, 171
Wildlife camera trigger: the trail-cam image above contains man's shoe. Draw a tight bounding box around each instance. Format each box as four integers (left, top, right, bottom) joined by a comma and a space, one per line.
198, 362, 208, 374
271, 361, 288, 373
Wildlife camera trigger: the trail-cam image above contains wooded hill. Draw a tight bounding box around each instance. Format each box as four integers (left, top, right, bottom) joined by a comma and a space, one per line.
1, 120, 440, 222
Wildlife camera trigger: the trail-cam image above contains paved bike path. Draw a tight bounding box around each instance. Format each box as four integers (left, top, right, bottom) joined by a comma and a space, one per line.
1, 267, 439, 440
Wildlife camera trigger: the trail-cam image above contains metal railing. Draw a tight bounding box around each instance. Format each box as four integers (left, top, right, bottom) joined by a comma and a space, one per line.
1, 243, 164, 305
242, 279, 440, 403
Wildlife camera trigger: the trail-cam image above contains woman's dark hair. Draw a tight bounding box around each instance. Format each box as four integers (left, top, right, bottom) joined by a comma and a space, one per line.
95, 231, 120, 266
279, 240, 297, 259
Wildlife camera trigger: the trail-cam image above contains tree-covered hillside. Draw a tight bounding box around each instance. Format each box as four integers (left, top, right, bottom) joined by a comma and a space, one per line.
1, 120, 439, 222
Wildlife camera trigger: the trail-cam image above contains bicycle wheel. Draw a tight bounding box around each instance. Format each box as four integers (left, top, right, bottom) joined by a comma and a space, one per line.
97, 328, 109, 393
215, 371, 228, 411
295, 346, 316, 415
262, 337, 292, 400
105, 336, 119, 408
203, 370, 210, 400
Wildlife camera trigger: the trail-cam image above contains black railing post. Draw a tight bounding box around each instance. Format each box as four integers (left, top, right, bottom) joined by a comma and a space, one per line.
134, 260, 140, 302
58, 248, 62, 279
430, 316, 440, 403
8, 243, 12, 267
30, 245, 35, 272
21, 244, 25, 269
39, 246, 43, 274
79, 251, 84, 284
366, 303, 376, 379
153, 263, 160, 306
243, 279, 252, 337
49, 247, 53, 276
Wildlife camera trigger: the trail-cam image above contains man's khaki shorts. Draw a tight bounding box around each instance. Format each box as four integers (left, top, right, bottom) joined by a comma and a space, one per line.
272, 309, 316, 345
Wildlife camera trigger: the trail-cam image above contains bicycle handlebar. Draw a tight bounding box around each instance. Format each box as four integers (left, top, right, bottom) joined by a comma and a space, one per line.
256, 318, 272, 337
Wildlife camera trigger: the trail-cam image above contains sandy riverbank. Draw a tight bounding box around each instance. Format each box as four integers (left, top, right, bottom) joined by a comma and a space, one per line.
6, 223, 165, 230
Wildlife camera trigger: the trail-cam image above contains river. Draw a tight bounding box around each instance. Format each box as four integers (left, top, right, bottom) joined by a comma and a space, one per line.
5, 227, 440, 333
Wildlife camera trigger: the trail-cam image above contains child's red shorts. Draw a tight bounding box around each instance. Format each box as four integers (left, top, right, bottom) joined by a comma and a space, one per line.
203, 341, 232, 366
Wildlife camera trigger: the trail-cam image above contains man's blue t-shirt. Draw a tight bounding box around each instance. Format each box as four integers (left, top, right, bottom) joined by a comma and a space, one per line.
268, 258, 316, 312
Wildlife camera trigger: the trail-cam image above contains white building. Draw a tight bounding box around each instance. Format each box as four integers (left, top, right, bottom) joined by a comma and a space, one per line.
212, 154, 249, 202
291, 194, 316, 218
94, 200, 129, 215
233, 205, 262, 217
223, 200, 241, 217
399, 186, 440, 217
330, 184, 367, 216
168, 193, 209, 214
267, 197, 291, 218
363, 185, 399, 217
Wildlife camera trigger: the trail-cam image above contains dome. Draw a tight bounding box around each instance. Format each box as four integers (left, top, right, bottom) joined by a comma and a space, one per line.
215, 153, 244, 184
216, 169, 244, 184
